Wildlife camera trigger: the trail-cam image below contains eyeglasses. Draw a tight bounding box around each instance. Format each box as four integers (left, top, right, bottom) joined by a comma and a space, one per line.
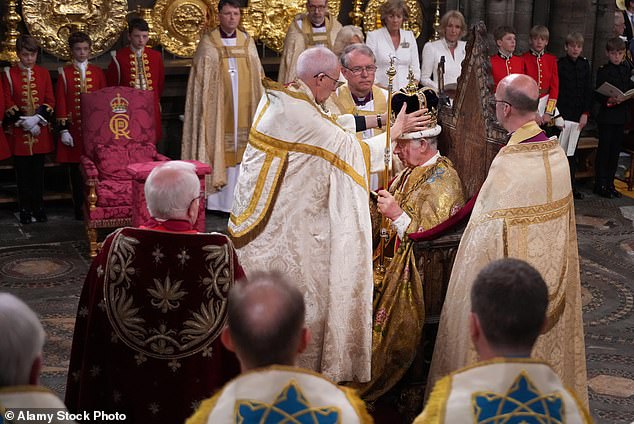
314, 72, 345, 88
307, 4, 327, 11
490, 98, 513, 108
344, 65, 378, 75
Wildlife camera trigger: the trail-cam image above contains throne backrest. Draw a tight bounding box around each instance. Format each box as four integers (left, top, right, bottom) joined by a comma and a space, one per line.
437, 22, 508, 199
81, 86, 156, 160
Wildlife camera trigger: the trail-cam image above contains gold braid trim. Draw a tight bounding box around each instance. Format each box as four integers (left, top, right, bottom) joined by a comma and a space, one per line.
184, 392, 221, 424
413, 375, 452, 423
340, 386, 374, 424
478, 193, 572, 226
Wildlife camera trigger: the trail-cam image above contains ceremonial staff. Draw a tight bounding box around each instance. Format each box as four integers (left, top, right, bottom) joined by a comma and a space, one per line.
376, 56, 397, 276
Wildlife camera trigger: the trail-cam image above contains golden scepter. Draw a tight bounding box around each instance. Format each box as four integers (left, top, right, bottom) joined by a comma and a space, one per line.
376, 56, 397, 277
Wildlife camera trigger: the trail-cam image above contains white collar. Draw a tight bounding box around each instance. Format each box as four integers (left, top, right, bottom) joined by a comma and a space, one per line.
421, 151, 440, 167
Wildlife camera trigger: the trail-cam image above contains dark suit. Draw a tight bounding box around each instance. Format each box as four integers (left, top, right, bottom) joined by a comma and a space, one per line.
595, 60, 634, 187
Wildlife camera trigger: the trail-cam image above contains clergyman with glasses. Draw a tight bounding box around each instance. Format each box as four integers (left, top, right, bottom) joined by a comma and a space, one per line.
428, 73, 589, 406
277, 0, 342, 84
330, 43, 390, 189
229, 46, 430, 385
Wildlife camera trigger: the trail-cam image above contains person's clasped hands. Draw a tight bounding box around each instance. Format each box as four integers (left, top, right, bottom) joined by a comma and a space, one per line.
16, 114, 45, 136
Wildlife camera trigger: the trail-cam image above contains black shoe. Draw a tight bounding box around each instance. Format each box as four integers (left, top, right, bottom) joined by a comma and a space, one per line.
573, 189, 585, 200
33, 208, 47, 222
593, 186, 613, 198
609, 186, 623, 198
19, 209, 32, 225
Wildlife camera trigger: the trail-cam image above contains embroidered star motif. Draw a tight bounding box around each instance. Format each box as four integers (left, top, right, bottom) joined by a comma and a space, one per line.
235, 380, 340, 423
177, 247, 190, 266
152, 245, 164, 264
472, 371, 564, 423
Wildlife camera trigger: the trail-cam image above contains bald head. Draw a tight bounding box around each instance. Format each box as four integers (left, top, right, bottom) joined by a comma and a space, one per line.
296, 46, 339, 82
144, 161, 200, 221
226, 271, 306, 369
495, 74, 539, 131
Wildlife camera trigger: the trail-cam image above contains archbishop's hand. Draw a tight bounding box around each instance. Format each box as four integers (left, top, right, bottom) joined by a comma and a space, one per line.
391, 105, 432, 141
376, 189, 402, 221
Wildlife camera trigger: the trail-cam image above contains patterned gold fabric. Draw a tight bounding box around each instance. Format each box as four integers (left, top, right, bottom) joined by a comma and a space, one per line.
277, 14, 342, 84
353, 157, 464, 401
428, 133, 589, 406
181, 28, 263, 192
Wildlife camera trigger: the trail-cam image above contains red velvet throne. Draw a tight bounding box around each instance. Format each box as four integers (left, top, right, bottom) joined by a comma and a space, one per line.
65, 228, 243, 424
80, 86, 169, 257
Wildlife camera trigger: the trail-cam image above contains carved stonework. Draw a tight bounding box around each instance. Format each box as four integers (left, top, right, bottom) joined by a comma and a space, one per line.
438, 21, 507, 200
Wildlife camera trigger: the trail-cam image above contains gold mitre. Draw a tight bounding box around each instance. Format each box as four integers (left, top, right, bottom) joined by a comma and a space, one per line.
391, 68, 441, 139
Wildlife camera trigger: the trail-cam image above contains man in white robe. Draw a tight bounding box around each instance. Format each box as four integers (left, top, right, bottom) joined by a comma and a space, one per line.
181, 0, 263, 212
277, 0, 342, 84
229, 46, 427, 383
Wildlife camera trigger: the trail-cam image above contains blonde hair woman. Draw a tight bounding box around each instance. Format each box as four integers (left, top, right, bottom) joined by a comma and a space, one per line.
332, 25, 364, 56
420, 10, 467, 92
365, 0, 420, 90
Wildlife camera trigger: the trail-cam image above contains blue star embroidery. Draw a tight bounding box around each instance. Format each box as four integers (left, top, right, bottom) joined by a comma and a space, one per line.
235, 380, 341, 423
472, 371, 564, 423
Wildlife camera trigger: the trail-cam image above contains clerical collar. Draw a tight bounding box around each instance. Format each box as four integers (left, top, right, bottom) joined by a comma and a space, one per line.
530, 49, 545, 58
312, 20, 326, 28
220, 28, 237, 38
352, 91, 373, 106
497, 50, 513, 60
18, 62, 32, 70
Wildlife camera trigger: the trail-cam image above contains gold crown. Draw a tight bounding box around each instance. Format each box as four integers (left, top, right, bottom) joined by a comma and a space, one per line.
110, 93, 129, 114
392, 68, 439, 129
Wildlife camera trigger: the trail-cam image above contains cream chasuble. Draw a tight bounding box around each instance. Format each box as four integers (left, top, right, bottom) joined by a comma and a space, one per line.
229, 79, 391, 383
428, 122, 588, 406
181, 28, 263, 204
278, 14, 342, 84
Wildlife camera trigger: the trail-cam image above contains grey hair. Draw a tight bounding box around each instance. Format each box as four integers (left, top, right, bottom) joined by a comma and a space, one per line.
296, 46, 339, 81
340, 43, 375, 68
0, 293, 45, 386
333, 25, 365, 56
144, 161, 200, 220
410, 136, 438, 150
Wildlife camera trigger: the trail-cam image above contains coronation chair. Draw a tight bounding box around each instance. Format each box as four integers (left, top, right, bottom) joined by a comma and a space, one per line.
79, 86, 169, 257
65, 228, 243, 423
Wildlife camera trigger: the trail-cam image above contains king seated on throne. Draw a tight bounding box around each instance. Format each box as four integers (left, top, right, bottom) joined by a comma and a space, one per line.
351, 83, 465, 401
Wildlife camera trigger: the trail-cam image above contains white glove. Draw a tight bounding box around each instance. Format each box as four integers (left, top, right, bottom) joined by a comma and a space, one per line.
28, 124, 41, 136
19, 115, 41, 129
60, 130, 74, 147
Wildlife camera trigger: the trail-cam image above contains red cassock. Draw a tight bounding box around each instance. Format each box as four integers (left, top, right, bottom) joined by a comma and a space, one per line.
2, 65, 55, 156
0, 82, 11, 160
490, 53, 524, 89
65, 227, 243, 424
56, 64, 107, 163
522, 50, 559, 101
106, 47, 164, 143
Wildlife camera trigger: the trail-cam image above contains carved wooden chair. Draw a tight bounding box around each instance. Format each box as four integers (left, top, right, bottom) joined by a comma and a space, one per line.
79, 87, 169, 257
65, 228, 243, 424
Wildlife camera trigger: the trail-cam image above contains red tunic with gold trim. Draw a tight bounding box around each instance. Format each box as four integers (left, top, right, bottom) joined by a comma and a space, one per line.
522, 50, 559, 114
490, 52, 524, 89
2, 65, 55, 156
106, 47, 164, 143
56, 63, 106, 163
0, 81, 11, 160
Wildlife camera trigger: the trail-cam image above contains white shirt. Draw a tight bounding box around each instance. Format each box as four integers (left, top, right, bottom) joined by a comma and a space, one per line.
420, 38, 466, 90
366, 27, 420, 91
